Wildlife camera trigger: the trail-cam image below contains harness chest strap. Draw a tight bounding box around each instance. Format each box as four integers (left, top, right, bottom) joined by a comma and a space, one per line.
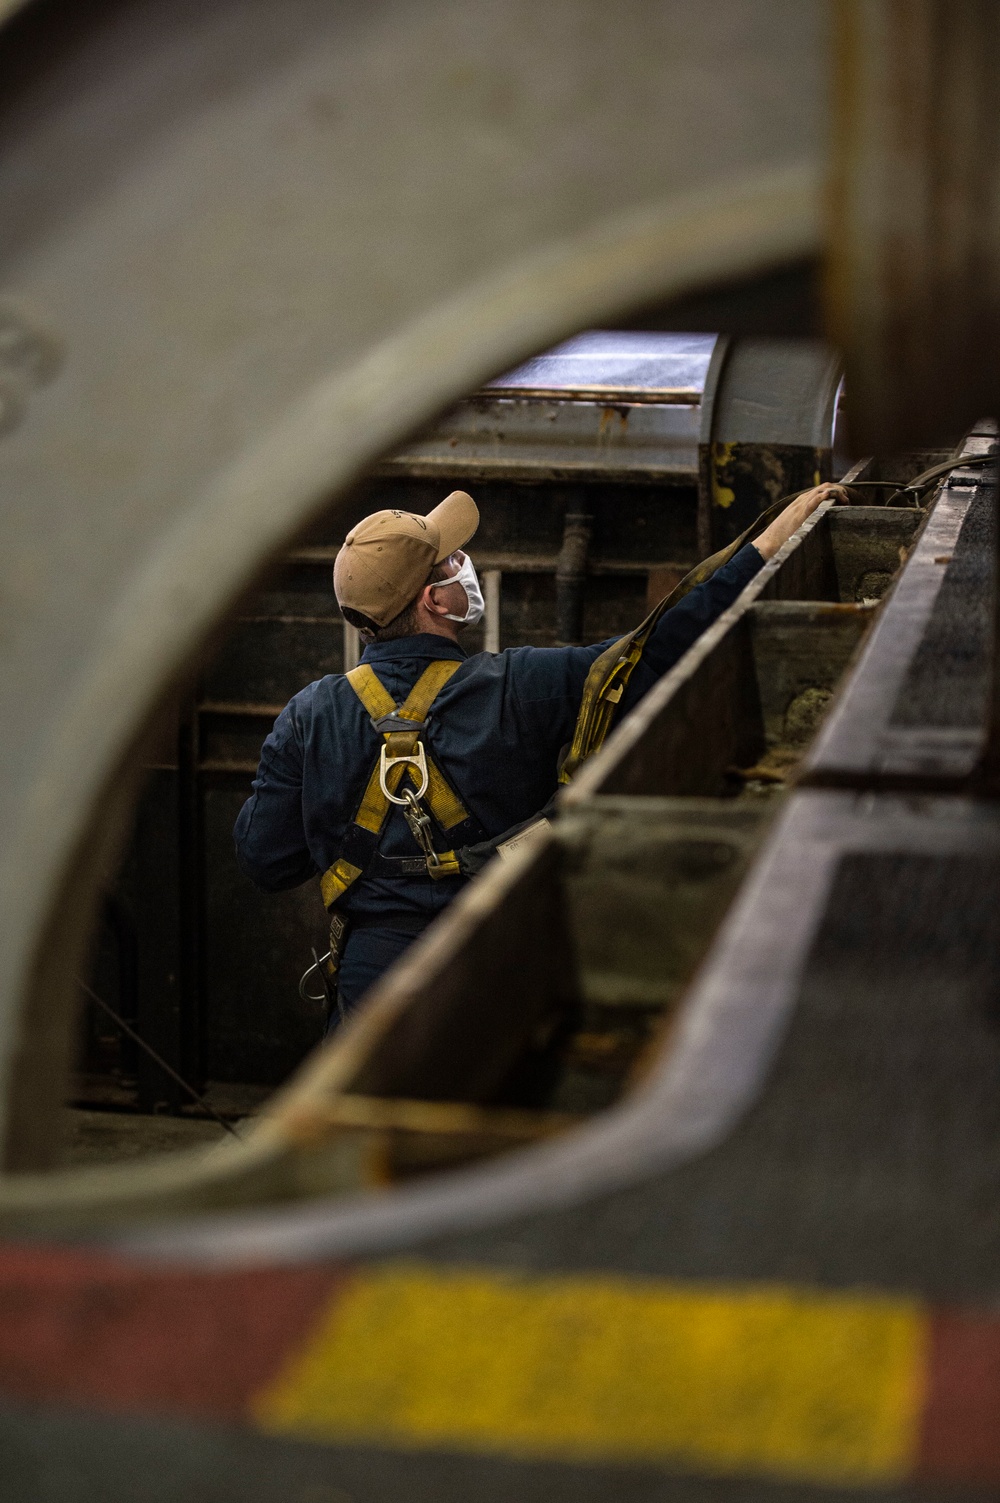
320, 659, 472, 908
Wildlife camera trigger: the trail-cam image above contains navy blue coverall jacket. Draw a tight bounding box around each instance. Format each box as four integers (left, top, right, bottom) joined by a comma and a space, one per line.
234, 543, 764, 1004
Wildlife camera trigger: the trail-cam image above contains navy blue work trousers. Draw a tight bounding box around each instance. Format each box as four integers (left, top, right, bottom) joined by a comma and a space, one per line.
327, 925, 424, 1032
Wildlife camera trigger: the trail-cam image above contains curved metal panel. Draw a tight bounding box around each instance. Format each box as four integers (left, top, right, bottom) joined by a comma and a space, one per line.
698, 335, 841, 548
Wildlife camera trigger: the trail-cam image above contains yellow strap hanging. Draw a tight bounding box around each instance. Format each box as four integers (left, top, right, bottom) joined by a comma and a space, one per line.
320, 858, 365, 910
559, 490, 800, 783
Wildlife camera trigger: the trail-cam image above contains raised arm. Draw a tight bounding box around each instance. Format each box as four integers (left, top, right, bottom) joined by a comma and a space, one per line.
625, 482, 849, 698
752, 482, 848, 560
498, 484, 852, 758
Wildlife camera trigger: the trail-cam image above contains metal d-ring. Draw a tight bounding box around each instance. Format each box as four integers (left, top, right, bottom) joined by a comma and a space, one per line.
379, 739, 429, 803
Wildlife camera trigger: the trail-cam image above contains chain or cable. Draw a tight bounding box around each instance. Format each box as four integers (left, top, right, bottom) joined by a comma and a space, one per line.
75, 977, 243, 1141
842, 451, 994, 505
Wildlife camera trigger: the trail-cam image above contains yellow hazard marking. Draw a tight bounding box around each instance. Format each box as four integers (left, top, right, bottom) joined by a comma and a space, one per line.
712, 441, 737, 509
253, 1265, 927, 1484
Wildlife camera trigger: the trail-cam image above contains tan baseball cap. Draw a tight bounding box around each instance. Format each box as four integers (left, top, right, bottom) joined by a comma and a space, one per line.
333, 490, 479, 627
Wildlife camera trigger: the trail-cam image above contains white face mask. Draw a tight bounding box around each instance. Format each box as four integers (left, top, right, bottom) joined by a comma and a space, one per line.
430, 553, 484, 626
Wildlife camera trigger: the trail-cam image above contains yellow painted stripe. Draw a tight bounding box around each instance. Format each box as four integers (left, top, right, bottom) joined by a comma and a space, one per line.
253, 1266, 927, 1483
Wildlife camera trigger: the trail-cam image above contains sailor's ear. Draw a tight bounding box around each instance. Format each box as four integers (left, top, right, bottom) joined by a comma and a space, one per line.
420, 581, 451, 617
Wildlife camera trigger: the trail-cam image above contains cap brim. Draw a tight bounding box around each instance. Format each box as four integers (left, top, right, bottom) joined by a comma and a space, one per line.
427, 490, 479, 562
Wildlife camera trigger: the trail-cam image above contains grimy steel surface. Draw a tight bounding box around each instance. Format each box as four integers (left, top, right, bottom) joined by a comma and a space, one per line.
830, 2, 1000, 453
380, 332, 715, 485
805, 427, 997, 788
381, 334, 841, 513
698, 334, 841, 548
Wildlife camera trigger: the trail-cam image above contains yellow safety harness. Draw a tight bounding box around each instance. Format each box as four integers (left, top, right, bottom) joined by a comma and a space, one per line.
319, 659, 480, 910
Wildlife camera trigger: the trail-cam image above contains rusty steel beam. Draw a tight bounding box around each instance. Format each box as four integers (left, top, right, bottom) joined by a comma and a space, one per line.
829, 3, 1000, 791
829, 0, 1000, 453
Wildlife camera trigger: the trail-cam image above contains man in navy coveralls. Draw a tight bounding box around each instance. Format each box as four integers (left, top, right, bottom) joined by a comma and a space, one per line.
235, 482, 843, 1012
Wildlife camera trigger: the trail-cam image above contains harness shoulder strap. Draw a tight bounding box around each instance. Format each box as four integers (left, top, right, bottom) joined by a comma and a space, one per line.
345, 663, 396, 721
399, 658, 462, 719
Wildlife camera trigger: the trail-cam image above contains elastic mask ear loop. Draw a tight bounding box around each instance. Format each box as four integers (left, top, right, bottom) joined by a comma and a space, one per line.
430, 555, 485, 625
